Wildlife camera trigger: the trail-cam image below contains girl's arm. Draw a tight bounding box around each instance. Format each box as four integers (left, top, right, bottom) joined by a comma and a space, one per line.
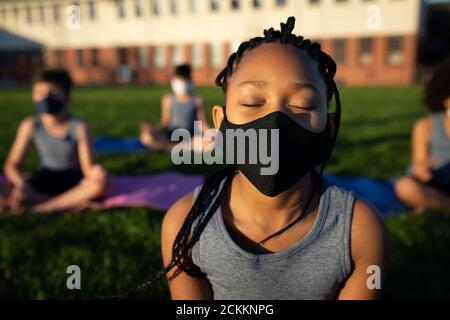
159, 95, 172, 129
4, 117, 35, 187
411, 117, 434, 182
77, 121, 107, 179
195, 96, 210, 132
161, 193, 213, 300
337, 199, 387, 300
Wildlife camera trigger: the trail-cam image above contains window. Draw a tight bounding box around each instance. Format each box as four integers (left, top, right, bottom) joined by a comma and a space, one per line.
135, 0, 143, 17
26, 6, 32, 24
210, 0, 220, 12
88, 0, 96, 19
137, 47, 148, 68
275, 0, 286, 7
252, 0, 263, 8
153, 46, 166, 68
170, 0, 179, 15
333, 39, 346, 64
211, 42, 223, 68
118, 48, 128, 65
53, 3, 60, 22
117, 0, 126, 18
191, 44, 204, 67
39, 4, 45, 23
387, 36, 403, 65
151, 0, 160, 15
172, 45, 184, 66
231, 0, 240, 10
13, 6, 19, 21
190, 0, 200, 13
92, 49, 99, 67
76, 49, 84, 67
55, 50, 65, 66
359, 37, 373, 64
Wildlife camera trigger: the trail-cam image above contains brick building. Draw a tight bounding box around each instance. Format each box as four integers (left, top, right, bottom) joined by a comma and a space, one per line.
0, 0, 428, 86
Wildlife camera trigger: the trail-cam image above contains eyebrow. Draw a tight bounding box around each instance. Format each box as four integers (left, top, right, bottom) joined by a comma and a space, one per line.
238, 80, 268, 88
238, 80, 319, 93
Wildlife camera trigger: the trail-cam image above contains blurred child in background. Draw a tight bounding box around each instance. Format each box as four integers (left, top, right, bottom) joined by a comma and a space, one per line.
395, 58, 450, 212
140, 64, 210, 152
1, 69, 110, 215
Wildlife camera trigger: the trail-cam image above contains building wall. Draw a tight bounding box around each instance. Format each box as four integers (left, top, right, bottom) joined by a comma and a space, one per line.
44, 35, 418, 86
0, 0, 424, 86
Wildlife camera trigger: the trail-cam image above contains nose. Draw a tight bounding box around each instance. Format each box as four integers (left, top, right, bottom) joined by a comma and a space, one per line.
266, 97, 287, 113
268, 97, 298, 117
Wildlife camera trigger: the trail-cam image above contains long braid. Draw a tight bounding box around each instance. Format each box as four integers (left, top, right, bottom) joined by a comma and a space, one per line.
135, 165, 235, 292
141, 16, 341, 292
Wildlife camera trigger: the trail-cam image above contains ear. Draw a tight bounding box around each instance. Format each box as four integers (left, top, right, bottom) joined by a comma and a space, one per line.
212, 105, 225, 129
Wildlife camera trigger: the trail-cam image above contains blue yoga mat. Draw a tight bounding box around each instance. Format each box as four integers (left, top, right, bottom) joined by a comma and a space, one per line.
323, 173, 407, 217
95, 137, 148, 153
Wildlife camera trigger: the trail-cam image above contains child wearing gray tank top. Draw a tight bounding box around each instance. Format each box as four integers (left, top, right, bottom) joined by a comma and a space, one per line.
139, 64, 210, 153
395, 58, 450, 211
2, 69, 109, 215
159, 17, 385, 300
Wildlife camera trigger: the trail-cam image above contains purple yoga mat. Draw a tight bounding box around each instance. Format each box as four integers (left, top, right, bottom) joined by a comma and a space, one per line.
102, 172, 204, 210
0, 172, 204, 211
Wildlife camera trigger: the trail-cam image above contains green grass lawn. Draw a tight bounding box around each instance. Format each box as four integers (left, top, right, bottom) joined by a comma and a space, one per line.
1, 85, 450, 299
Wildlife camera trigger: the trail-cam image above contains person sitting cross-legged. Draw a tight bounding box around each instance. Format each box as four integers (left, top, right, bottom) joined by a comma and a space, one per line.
1, 69, 111, 215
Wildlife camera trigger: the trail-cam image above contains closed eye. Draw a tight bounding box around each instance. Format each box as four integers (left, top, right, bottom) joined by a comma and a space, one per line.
241, 104, 264, 107
288, 105, 314, 110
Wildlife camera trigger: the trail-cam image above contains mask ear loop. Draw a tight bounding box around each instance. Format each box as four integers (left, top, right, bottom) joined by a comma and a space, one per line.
318, 79, 341, 177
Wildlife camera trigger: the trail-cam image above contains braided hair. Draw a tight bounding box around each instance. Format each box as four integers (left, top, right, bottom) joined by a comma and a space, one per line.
144, 16, 342, 288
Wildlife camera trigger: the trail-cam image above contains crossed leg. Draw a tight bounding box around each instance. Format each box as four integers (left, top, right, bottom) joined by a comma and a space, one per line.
394, 176, 450, 213
30, 174, 111, 214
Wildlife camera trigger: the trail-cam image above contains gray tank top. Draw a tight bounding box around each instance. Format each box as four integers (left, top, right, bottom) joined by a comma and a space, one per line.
168, 95, 198, 135
191, 175, 356, 300
429, 111, 450, 169
32, 115, 81, 171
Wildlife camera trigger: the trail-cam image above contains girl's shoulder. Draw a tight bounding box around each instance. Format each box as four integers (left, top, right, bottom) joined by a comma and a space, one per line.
321, 176, 381, 233
324, 180, 385, 273
414, 115, 434, 132
162, 192, 195, 239
16, 116, 38, 138
21, 115, 38, 129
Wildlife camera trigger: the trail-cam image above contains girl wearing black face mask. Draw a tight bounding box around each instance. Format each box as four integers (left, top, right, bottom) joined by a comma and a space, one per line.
154, 17, 386, 300
2, 69, 111, 215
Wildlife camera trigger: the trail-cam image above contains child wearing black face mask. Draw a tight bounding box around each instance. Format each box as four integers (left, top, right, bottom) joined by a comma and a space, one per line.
154, 17, 386, 300
139, 64, 210, 152
1, 69, 110, 215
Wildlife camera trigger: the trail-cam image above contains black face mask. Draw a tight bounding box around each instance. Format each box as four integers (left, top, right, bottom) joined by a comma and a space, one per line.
36, 94, 66, 115
219, 111, 335, 197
